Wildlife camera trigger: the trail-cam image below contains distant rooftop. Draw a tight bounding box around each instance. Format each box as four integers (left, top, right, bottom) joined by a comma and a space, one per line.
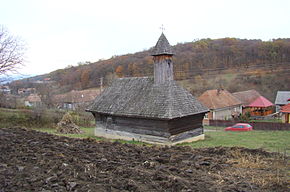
275, 91, 290, 105
233, 89, 261, 106
54, 89, 100, 103
198, 89, 242, 109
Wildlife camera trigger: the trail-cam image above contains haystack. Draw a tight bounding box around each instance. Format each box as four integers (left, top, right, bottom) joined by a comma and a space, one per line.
56, 112, 83, 134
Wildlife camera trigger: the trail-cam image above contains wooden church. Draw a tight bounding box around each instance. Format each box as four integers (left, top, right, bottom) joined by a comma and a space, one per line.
87, 33, 209, 144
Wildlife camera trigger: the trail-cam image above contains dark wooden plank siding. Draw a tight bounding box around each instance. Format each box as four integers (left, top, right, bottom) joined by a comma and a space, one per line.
114, 116, 168, 131
98, 115, 170, 137
168, 113, 205, 135
170, 128, 203, 142
96, 113, 205, 138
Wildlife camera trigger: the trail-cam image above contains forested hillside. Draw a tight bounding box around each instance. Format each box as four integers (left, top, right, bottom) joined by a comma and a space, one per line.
10, 38, 290, 101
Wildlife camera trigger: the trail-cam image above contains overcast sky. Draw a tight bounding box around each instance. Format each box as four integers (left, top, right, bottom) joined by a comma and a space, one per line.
1, 0, 289, 76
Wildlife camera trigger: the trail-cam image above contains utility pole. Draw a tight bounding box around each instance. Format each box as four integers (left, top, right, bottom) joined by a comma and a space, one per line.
100, 77, 103, 93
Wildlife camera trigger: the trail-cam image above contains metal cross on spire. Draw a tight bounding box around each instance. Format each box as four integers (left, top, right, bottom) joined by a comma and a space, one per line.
160, 24, 165, 33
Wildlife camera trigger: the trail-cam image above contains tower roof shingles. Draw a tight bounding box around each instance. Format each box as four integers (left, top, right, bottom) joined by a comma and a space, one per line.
151, 33, 174, 56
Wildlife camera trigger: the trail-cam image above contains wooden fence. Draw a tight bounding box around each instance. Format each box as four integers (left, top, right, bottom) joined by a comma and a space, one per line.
209, 120, 290, 131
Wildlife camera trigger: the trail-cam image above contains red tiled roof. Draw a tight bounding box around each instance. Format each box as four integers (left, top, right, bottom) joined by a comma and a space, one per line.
281, 103, 290, 113
198, 89, 242, 109
247, 96, 273, 107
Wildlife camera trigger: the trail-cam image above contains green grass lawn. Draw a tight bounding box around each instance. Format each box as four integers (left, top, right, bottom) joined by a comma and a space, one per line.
183, 129, 290, 154
34, 127, 290, 154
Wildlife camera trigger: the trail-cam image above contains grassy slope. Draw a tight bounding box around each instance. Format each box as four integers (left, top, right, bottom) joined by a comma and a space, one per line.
34, 127, 290, 154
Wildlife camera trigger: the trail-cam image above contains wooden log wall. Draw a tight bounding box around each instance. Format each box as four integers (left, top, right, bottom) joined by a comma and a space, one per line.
168, 113, 205, 135
95, 113, 205, 138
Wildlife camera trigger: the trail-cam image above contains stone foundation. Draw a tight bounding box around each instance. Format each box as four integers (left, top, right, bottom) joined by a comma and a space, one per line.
94, 126, 205, 145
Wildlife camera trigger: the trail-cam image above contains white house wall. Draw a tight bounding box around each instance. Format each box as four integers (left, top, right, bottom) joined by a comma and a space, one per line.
213, 105, 242, 120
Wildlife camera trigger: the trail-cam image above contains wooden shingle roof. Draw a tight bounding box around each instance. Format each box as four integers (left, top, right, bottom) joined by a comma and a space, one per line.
87, 77, 208, 119
151, 33, 174, 56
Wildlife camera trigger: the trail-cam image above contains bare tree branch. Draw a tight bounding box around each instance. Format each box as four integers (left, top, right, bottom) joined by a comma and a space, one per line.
0, 25, 25, 76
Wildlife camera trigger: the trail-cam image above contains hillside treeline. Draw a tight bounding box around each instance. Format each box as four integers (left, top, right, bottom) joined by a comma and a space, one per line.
52, 38, 290, 90
10, 38, 290, 98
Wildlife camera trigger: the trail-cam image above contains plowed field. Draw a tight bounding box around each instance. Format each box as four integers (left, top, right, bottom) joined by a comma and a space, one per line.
0, 127, 288, 192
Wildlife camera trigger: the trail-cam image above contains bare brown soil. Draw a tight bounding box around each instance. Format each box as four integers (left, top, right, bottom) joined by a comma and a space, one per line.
0, 127, 288, 192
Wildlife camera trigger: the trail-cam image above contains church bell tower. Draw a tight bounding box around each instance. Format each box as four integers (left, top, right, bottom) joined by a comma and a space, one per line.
151, 33, 174, 84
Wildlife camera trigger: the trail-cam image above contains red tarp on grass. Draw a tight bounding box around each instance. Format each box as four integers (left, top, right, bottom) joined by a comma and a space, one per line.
247, 96, 274, 108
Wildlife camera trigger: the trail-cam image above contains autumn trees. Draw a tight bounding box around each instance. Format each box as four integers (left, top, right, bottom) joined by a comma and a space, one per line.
10, 37, 290, 102
0, 26, 25, 79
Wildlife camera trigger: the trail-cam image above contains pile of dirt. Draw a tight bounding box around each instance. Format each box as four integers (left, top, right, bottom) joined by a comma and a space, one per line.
56, 112, 82, 134
0, 127, 288, 192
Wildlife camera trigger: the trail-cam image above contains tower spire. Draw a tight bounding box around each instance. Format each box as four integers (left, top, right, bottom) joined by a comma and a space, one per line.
152, 33, 174, 84
151, 33, 174, 56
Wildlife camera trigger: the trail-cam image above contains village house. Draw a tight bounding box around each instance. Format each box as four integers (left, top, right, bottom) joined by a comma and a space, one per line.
17, 88, 36, 96
233, 89, 274, 116
54, 89, 100, 110
24, 94, 42, 108
198, 89, 242, 122
87, 33, 209, 144
244, 96, 274, 116
280, 99, 290, 123
275, 91, 290, 112
0, 85, 11, 94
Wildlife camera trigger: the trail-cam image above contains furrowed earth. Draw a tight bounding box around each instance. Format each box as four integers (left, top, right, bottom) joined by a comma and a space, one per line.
0, 127, 288, 192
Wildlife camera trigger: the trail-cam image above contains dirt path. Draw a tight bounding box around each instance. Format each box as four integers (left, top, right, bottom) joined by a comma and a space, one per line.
0, 127, 288, 192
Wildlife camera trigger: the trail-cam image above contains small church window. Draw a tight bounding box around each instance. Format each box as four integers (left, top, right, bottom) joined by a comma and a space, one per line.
107, 116, 112, 124
106, 116, 113, 128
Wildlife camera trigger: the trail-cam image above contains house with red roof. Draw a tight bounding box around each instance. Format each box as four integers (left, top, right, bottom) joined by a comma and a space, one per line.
233, 89, 275, 116
280, 99, 290, 123
244, 96, 274, 116
275, 91, 290, 112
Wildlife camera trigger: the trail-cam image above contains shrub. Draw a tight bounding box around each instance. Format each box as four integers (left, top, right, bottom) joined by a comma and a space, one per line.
0, 108, 95, 128
239, 112, 251, 121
